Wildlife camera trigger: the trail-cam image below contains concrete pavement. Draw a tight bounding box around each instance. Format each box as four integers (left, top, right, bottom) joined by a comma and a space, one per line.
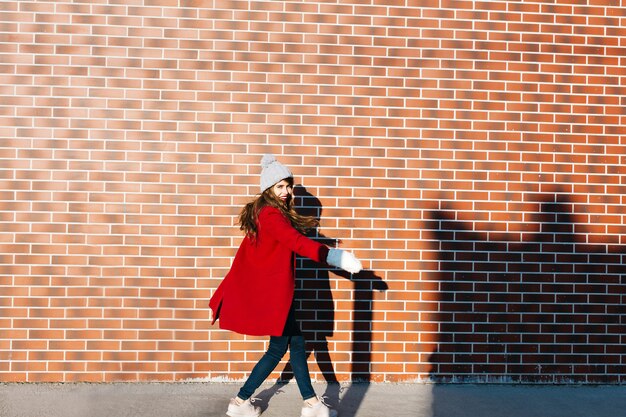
1, 381, 625, 417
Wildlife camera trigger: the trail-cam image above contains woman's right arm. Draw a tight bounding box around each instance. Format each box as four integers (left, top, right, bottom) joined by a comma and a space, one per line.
259, 206, 362, 273
259, 206, 329, 263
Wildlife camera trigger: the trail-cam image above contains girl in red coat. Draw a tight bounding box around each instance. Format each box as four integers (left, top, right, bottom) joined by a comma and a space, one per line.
209, 155, 362, 417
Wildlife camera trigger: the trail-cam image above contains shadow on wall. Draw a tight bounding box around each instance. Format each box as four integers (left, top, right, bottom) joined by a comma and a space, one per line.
254, 186, 388, 417
426, 194, 625, 386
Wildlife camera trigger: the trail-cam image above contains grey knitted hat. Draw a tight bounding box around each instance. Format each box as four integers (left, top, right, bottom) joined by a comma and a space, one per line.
260, 154, 293, 192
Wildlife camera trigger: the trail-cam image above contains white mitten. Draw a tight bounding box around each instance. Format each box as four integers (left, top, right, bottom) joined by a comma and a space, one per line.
327, 248, 363, 274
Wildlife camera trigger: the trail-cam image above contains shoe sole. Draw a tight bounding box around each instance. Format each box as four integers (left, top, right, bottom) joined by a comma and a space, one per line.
226, 411, 261, 417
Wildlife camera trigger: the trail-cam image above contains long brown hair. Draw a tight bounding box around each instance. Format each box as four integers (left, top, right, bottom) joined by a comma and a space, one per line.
238, 179, 318, 239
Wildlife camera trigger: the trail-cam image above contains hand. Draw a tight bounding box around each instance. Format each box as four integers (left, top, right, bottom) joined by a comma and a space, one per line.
327, 248, 363, 274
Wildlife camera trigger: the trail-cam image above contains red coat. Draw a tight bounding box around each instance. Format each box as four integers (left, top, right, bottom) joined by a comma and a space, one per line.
209, 206, 329, 336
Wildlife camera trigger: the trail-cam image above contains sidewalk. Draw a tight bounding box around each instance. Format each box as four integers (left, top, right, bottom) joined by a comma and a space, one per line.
1, 381, 624, 417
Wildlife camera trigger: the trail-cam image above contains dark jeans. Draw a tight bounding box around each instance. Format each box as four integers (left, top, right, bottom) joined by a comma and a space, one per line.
237, 309, 316, 401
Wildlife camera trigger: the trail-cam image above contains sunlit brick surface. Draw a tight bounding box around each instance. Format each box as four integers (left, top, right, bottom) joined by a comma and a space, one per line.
1, 0, 625, 383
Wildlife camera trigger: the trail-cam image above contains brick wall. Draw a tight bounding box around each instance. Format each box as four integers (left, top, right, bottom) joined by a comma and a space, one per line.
1, 0, 625, 383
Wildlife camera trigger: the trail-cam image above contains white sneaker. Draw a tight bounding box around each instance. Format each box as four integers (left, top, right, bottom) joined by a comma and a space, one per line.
301, 397, 338, 417
226, 397, 261, 417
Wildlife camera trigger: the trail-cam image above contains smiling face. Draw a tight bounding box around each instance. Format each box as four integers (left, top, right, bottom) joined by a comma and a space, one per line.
271, 179, 294, 206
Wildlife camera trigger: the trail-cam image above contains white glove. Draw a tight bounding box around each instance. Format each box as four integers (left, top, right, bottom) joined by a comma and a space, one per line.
327, 248, 362, 274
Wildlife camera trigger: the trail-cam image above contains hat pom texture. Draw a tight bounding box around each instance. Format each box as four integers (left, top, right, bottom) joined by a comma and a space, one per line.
261, 154, 277, 169
259, 154, 293, 193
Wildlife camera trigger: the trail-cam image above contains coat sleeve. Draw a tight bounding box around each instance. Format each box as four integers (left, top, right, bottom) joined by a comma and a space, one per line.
259, 207, 329, 263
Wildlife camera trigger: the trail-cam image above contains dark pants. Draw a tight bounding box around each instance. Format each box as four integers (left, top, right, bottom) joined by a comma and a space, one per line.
237, 308, 316, 401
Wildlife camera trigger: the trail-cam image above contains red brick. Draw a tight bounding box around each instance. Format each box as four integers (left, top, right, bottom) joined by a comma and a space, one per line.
0, 0, 624, 383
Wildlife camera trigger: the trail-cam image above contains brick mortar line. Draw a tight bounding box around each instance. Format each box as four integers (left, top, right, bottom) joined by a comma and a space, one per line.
2, 115, 624, 126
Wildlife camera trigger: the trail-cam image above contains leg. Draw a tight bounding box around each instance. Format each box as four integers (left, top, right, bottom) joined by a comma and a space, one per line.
237, 336, 289, 401
288, 335, 317, 401
281, 303, 316, 401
